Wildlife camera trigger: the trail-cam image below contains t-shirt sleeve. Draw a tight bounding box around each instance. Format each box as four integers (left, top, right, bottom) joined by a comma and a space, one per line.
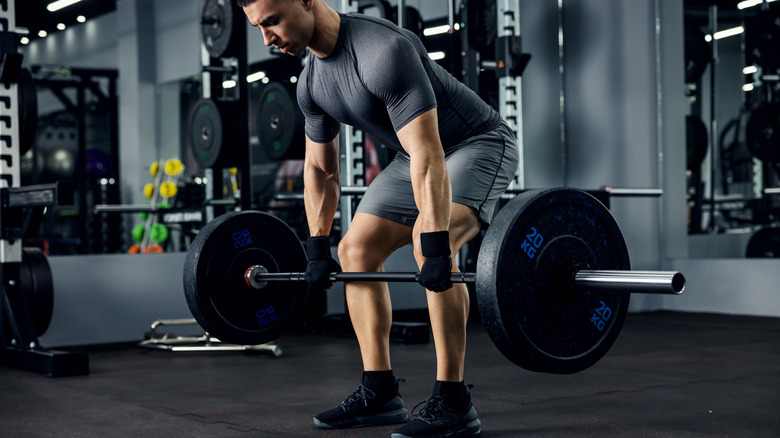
360, 35, 437, 133
297, 68, 341, 143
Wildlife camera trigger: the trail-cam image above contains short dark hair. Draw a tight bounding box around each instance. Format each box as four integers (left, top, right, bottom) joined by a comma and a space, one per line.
237, 0, 294, 7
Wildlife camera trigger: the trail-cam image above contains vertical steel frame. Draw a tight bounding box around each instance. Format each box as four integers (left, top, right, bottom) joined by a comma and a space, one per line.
497, 0, 524, 189
0, 0, 21, 264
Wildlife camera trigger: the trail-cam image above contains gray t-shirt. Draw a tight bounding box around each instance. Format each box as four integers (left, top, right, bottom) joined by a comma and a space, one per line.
297, 13, 501, 153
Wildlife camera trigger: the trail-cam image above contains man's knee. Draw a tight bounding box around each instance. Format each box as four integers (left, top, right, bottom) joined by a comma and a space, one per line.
338, 214, 413, 270
336, 235, 357, 267
337, 234, 381, 270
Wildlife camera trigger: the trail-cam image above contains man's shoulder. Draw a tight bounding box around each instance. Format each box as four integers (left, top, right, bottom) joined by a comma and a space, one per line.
342, 13, 410, 46
342, 16, 419, 68
343, 12, 398, 31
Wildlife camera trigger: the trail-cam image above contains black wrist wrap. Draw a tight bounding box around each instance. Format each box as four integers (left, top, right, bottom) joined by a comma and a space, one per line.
420, 231, 451, 257
306, 236, 331, 260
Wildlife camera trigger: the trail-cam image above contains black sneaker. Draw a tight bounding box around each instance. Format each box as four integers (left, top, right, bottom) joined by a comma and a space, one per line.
313, 382, 408, 429
391, 395, 481, 438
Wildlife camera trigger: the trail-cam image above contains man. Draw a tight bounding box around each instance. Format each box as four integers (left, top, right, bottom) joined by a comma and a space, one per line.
238, 1, 519, 437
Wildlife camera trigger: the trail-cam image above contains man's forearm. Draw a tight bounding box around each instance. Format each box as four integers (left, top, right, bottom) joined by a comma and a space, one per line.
410, 153, 451, 234
303, 164, 341, 237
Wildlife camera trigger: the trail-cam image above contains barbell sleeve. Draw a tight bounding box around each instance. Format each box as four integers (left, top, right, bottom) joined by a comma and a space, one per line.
574, 270, 685, 295
600, 186, 663, 197
251, 267, 684, 295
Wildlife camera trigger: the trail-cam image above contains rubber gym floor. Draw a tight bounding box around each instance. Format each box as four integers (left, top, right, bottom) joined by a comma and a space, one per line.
0, 311, 778, 437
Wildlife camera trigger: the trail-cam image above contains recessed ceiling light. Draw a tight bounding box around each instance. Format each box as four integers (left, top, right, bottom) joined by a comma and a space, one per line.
57, 23, 66, 31
247, 71, 266, 83
20, 37, 29, 44
743, 66, 758, 75
77, 15, 86, 23
46, 0, 82, 12
38, 30, 48, 38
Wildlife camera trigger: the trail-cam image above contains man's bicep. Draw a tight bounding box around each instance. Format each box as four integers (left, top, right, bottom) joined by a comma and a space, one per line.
298, 79, 340, 144
303, 112, 340, 145
396, 109, 442, 157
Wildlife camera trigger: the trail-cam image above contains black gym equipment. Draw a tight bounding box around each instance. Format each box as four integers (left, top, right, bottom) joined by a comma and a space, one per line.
466, 0, 498, 55
30, 65, 120, 255
201, 0, 239, 59
18, 67, 37, 156
746, 226, 780, 258
684, 26, 710, 84
187, 98, 244, 168
1, 182, 89, 377
246, 56, 305, 209
0, 2, 89, 375
744, 4, 780, 76
256, 82, 305, 161
194, 0, 253, 211
746, 103, 780, 164
686, 114, 708, 171
184, 188, 684, 375
17, 247, 54, 337
3, 248, 54, 339
184, 209, 308, 347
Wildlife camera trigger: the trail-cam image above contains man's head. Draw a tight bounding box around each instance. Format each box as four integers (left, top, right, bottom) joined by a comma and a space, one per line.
239, 0, 315, 56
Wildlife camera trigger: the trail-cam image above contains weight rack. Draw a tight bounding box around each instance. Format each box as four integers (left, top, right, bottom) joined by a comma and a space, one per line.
0, 0, 88, 377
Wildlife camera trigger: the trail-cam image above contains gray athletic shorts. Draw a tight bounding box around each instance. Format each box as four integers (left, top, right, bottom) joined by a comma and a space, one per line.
355, 121, 519, 227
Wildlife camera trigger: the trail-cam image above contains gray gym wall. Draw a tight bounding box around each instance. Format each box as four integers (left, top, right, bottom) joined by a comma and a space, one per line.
19, 0, 780, 348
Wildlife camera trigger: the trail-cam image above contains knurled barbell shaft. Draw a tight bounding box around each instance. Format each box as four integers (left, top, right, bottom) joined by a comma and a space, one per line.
249, 268, 685, 295
252, 271, 477, 283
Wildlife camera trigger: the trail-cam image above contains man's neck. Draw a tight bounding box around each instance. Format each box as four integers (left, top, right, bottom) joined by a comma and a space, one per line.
308, 1, 341, 58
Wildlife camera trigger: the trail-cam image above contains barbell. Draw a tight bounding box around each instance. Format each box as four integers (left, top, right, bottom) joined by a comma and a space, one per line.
183, 188, 685, 374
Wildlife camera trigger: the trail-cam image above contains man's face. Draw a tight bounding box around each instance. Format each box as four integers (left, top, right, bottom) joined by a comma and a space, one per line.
243, 0, 314, 56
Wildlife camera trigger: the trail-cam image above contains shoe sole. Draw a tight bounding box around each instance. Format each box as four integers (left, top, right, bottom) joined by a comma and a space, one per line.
313, 407, 409, 429
390, 418, 481, 438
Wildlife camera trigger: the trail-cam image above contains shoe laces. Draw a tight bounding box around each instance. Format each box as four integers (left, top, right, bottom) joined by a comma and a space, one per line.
411, 396, 449, 424
340, 385, 376, 409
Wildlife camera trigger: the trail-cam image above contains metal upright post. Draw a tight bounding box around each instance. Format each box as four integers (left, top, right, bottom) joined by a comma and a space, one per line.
707, 5, 718, 232
497, 0, 524, 190
0, 0, 22, 265
339, 0, 363, 236
0, 0, 89, 376
200, 43, 216, 223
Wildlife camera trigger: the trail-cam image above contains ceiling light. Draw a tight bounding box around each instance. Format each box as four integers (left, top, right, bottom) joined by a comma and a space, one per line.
743, 65, 758, 75
738, 0, 777, 10
743, 83, 754, 92
424, 25, 449, 36
714, 26, 744, 40
247, 71, 266, 83
429, 51, 446, 61
77, 15, 86, 23
222, 80, 237, 89
20, 37, 29, 45
57, 23, 66, 31
704, 26, 744, 42
290, 76, 298, 84
38, 30, 48, 38
47, 0, 82, 12
423, 23, 460, 37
